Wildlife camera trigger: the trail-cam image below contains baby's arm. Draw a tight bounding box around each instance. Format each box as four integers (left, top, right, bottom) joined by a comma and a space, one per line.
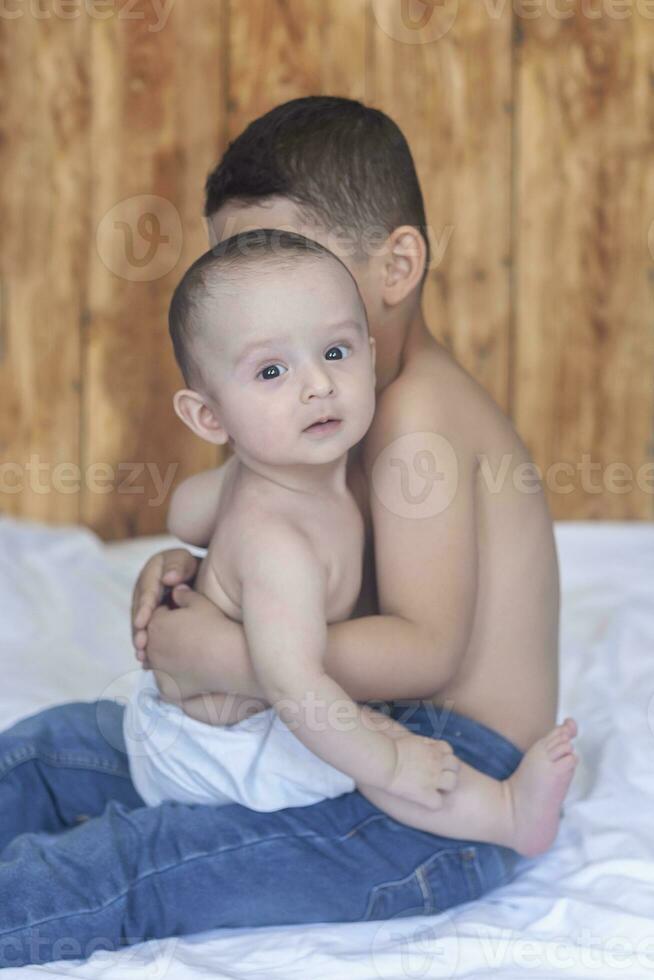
238, 519, 454, 809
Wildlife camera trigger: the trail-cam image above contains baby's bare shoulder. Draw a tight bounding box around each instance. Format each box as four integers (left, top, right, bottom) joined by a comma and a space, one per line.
234, 510, 319, 586
220, 478, 307, 545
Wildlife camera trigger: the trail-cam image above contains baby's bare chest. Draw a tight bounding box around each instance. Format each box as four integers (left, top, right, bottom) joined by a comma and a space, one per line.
197, 492, 365, 625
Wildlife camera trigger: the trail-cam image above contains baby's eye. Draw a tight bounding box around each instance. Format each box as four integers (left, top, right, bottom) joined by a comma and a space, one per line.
325, 344, 350, 360
257, 363, 287, 381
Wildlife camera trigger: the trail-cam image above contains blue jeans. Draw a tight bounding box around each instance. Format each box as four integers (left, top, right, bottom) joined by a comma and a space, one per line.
0, 698, 525, 968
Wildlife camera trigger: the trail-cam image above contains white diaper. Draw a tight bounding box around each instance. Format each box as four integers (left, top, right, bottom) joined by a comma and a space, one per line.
122, 669, 356, 809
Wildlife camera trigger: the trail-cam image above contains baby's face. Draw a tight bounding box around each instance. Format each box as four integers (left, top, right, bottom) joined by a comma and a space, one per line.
198, 259, 376, 467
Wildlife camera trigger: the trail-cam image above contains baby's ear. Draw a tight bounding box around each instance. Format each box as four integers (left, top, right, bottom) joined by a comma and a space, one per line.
172, 389, 230, 446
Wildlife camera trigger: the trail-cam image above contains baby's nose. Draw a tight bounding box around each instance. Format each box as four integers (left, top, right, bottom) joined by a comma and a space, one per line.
302, 364, 335, 398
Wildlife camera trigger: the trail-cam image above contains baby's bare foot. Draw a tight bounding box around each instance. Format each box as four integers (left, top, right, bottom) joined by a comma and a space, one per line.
505, 718, 578, 858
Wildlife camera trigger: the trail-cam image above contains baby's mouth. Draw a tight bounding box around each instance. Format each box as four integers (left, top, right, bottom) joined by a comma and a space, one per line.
303, 417, 342, 433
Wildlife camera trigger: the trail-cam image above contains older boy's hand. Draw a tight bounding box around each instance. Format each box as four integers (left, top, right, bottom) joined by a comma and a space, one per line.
131, 548, 199, 663
144, 587, 229, 700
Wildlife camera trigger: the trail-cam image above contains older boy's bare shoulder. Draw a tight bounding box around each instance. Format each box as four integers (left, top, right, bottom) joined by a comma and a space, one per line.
368, 336, 527, 465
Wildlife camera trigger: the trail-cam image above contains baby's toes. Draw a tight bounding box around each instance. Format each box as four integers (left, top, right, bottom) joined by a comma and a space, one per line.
563, 717, 578, 738
551, 718, 577, 739
545, 724, 573, 749
545, 730, 571, 749
547, 737, 575, 762
553, 751, 578, 774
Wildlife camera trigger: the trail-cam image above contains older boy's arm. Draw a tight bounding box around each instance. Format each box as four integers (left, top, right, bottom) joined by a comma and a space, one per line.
149, 596, 445, 703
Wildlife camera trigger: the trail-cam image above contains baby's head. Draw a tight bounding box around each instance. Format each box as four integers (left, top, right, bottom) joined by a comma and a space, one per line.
168, 229, 376, 468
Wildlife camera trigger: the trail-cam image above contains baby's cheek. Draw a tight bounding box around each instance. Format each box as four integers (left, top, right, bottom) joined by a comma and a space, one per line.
355, 389, 377, 440
253, 416, 291, 459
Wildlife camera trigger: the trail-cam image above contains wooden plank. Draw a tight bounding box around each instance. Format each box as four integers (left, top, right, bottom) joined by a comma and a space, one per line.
369, 0, 513, 411
4, 2, 652, 535
514, 10, 654, 519
0, 12, 90, 524
227, 0, 368, 139
84, 0, 226, 539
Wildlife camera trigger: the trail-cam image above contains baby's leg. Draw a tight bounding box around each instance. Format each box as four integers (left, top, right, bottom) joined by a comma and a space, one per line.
358, 718, 578, 858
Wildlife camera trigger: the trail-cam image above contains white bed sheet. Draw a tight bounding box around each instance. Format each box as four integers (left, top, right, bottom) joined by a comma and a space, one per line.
1, 516, 653, 979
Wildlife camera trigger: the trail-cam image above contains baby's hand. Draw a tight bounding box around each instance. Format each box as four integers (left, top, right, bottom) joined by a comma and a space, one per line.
132, 548, 199, 661
387, 734, 460, 810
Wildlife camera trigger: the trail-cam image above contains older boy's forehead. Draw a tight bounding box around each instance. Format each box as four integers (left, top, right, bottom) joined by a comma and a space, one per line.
208, 197, 315, 245
207, 198, 360, 269
206, 198, 368, 313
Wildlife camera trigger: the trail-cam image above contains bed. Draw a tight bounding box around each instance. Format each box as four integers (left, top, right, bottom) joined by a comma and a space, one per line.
1, 515, 653, 979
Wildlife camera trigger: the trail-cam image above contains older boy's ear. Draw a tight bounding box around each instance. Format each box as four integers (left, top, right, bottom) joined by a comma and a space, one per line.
382, 226, 427, 306
172, 389, 230, 446
369, 336, 377, 373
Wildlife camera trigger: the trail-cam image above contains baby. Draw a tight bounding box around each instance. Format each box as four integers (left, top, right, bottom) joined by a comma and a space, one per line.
123, 228, 578, 858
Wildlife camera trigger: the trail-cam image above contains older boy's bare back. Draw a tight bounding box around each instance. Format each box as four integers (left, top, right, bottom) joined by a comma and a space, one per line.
350, 325, 559, 755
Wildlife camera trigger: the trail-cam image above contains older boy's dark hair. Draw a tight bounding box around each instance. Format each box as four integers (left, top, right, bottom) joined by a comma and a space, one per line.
169, 227, 366, 392
204, 96, 430, 284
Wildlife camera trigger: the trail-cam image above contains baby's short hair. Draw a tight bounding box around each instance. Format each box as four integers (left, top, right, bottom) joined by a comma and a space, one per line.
169, 228, 365, 392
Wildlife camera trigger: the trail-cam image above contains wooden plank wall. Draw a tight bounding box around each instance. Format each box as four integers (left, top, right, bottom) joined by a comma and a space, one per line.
1, 0, 652, 540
